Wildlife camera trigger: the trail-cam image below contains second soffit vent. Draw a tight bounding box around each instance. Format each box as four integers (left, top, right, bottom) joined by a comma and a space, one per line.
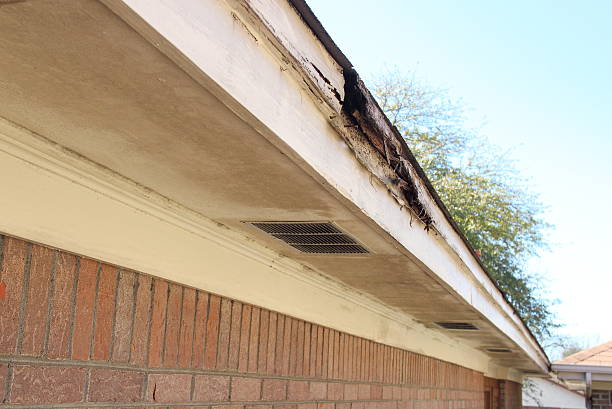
434, 322, 479, 331
247, 222, 370, 254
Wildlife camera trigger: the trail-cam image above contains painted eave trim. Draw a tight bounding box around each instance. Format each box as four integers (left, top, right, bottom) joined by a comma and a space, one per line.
287, 0, 548, 367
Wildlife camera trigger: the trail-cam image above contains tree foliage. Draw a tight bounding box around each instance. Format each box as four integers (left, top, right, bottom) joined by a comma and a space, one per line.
372, 71, 556, 341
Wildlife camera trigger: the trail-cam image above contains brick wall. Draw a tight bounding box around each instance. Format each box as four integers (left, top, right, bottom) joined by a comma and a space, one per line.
0, 235, 516, 408
592, 389, 612, 409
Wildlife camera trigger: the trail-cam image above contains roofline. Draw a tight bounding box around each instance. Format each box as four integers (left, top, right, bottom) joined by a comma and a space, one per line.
287, 0, 548, 366
553, 363, 612, 374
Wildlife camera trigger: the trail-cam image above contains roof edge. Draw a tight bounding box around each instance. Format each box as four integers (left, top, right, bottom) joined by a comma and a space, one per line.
287, 0, 549, 368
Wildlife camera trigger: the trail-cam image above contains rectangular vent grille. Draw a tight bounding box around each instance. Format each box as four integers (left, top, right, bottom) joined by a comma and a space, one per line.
247, 222, 370, 254
486, 348, 513, 354
434, 322, 479, 331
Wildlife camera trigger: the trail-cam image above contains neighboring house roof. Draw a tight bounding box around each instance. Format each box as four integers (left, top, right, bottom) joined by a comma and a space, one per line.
557, 341, 612, 366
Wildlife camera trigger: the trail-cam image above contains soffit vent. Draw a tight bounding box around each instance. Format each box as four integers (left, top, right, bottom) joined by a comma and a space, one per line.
486, 348, 513, 354
434, 322, 479, 331
246, 222, 370, 254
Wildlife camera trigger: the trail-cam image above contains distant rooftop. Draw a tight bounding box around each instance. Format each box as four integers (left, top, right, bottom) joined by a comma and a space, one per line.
557, 341, 612, 366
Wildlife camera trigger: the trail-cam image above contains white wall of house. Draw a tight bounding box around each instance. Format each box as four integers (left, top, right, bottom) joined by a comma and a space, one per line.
523, 377, 586, 408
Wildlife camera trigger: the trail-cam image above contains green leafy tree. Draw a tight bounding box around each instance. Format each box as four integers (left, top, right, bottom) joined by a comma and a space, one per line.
372, 71, 556, 341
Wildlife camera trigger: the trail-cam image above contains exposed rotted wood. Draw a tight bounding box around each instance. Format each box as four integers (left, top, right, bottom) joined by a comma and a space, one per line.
342, 68, 433, 229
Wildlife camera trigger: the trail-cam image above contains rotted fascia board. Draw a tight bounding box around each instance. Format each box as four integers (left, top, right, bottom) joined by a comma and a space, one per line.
286, 0, 548, 366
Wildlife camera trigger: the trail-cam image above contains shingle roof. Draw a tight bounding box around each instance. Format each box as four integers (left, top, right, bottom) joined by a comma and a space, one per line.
556, 341, 612, 366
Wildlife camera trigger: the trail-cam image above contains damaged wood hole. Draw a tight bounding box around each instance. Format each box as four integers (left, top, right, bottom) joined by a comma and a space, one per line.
310, 62, 342, 102
342, 67, 434, 230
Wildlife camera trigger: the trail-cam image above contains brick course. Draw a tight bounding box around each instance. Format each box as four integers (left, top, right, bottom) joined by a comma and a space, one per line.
0, 234, 519, 408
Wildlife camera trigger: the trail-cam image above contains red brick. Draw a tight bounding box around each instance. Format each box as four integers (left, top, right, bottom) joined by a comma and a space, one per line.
371, 385, 383, 400
20, 245, 54, 356
247, 306, 260, 373
318, 403, 333, 409
302, 322, 310, 377
357, 384, 370, 400
148, 279, 168, 367
147, 373, 192, 402
214, 405, 244, 409
281, 317, 292, 375
248, 405, 273, 409
262, 378, 287, 401
382, 386, 393, 400
336, 403, 351, 409
287, 380, 309, 401
111, 270, 136, 362
298, 404, 316, 409
216, 298, 232, 370
163, 283, 182, 367
130, 274, 152, 366
258, 309, 269, 373
331, 331, 339, 379
204, 294, 221, 369
344, 383, 358, 401
274, 315, 285, 375
289, 318, 299, 376
328, 383, 344, 400
89, 368, 143, 402
0, 364, 7, 402
71, 258, 99, 360
309, 382, 327, 400
266, 312, 277, 375
308, 324, 317, 378
315, 326, 323, 378
192, 291, 209, 368
231, 376, 261, 401
0, 237, 28, 354
47, 252, 77, 359
238, 304, 252, 372
10, 364, 85, 404
321, 328, 329, 378
228, 301, 243, 370
92, 264, 118, 360
194, 374, 230, 401
178, 287, 196, 368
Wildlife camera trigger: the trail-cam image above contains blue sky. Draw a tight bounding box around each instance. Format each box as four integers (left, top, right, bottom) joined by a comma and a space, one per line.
307, 0, 612, 356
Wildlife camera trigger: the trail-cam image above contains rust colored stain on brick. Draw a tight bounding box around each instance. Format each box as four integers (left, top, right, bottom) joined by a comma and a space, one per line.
10, 365, 86, 404
231, 376, 261, 401
193, 374, 230, 401
228, 301, 243, 370
238, 304, 252, 373
47, 252, 77, 359
71, 258, 99, 360
0, 237, 28, 354
192, 291, 209, 369
262, 378, 287, 401
204, 294, 221, 369
147, 373, 192, 403
92, 264, 118, 361
130, 274, 152, 366
112, 270, 136, 362
178, 287, 196, 368
163, 283, 182, 367
20, 245, 54, 356
148, 279, 169, 367
88, 368, 143, 402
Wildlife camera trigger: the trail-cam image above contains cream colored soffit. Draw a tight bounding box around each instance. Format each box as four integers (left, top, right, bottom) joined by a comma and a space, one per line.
98, 0, 547, 372
0, 117, 503, 375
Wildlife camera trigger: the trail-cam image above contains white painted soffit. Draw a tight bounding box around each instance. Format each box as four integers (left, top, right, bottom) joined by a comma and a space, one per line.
96, 0, 548, 372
